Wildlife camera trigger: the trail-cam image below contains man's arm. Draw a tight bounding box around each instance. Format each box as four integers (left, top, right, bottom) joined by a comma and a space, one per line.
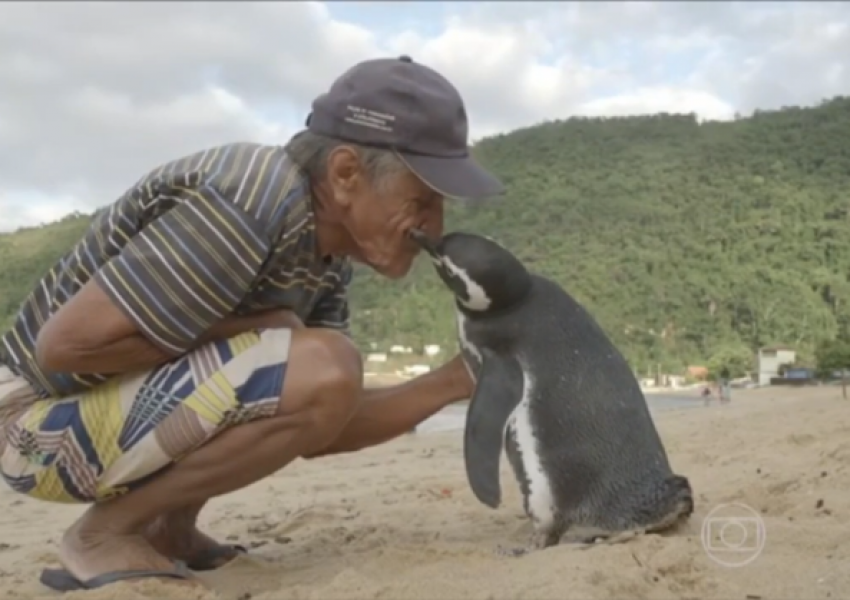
299, 263, 476, 457
35, 186, 272, 374
304, 353, 473, 458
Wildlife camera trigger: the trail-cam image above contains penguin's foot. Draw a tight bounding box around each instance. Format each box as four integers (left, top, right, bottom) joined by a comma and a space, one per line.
494, 530, 558, 558
494, 544, 532, 558
575, 529, 644, 549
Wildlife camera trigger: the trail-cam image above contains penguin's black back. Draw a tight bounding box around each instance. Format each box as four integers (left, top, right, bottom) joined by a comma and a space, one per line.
462, 273, 674, 527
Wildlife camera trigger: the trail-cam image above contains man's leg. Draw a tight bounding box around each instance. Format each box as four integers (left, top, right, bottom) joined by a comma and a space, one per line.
58, 326, 363, 584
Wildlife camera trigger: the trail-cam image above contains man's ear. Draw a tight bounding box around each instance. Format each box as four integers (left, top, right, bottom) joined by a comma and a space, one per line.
326, 146, 363, 208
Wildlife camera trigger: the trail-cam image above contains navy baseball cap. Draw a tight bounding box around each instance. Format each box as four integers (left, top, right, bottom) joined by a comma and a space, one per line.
306, 55, 504, 199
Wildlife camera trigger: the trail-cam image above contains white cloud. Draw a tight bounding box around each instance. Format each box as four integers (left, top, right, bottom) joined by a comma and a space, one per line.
578, 88, 735, 122
1, 191, 92, 232
1, 1, 849, 230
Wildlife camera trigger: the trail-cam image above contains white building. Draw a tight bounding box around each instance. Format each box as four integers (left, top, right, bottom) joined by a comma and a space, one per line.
757, 346, 796, 385
402, 364, 431, 377
389, 345, 414, 355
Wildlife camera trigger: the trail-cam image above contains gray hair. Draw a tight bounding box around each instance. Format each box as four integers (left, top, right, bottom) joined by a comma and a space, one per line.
285, 130, 409, 192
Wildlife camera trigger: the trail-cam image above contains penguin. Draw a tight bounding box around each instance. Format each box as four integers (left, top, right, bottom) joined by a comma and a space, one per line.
408, 229, 694, 556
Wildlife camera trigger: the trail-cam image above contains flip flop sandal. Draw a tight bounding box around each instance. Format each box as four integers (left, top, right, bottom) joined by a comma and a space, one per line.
187, 544, 247, 571
39, 560, 191, 592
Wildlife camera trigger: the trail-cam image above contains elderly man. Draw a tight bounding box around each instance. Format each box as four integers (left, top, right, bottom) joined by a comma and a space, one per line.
0, 55, 503, 591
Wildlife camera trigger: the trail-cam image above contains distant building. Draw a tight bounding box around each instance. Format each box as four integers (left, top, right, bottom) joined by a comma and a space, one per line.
784, 367, 814, 380
686, 365, 708, 381
757, 346, 796, 385
402, 364, 431, 377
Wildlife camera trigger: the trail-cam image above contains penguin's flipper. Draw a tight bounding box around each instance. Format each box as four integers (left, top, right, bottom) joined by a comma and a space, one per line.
464, 348, 524, 509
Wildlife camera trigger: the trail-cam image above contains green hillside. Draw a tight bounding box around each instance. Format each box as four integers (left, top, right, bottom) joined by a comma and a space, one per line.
4, 98, 850, 371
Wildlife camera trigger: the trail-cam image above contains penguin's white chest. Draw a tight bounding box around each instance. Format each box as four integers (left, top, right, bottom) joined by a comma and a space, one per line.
456, 311, 556, 528
455, 311, 481, 380
505, 371, 556, 529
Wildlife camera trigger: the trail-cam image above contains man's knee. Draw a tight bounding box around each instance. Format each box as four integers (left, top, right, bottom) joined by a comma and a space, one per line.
281, 328, 363, 434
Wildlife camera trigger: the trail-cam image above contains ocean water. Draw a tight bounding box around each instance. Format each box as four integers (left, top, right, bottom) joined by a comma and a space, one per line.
416, 393, 706, 434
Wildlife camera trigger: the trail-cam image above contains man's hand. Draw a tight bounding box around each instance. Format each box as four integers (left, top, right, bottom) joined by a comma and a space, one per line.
197, 308, 303, 345
439, 353, 475, 400
250, 308, 305, 330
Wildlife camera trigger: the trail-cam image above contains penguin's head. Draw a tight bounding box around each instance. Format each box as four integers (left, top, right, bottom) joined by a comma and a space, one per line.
409, 229, 532, 314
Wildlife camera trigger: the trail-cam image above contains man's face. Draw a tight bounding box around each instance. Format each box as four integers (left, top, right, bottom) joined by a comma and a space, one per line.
328, 148, 445, 279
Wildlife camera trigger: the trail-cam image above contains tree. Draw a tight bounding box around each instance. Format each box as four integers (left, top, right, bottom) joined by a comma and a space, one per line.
814, 339, 850, 398
707, 344, 754, 380
814, 339, 850, 375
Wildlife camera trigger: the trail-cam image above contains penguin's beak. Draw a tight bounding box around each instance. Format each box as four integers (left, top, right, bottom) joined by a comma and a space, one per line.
408, 228, 439, 258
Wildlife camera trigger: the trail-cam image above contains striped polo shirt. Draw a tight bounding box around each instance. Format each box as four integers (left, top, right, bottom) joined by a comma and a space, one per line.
0, 142, 351, 399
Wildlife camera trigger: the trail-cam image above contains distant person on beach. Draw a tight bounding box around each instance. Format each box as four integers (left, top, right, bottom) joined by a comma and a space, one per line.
701, 384, 714, 405
0, 56, 502, 591
718, 366, 732, 403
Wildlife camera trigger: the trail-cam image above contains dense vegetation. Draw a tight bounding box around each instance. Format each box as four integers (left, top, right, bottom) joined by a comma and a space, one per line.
4, 98, 850, 374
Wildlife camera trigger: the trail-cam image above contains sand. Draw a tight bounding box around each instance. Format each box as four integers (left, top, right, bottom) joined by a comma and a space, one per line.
1, 385, 849, 600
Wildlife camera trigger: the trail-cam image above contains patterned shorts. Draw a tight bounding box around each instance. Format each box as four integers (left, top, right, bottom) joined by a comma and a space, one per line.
0, 329, 291, 504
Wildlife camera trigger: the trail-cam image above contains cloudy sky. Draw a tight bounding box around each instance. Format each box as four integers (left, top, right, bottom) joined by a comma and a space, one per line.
1, 1, 849, 231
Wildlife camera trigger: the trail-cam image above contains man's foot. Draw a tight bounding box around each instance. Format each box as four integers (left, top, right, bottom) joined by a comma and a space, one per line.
144, 511, 245, 571
51, 510, 197, 590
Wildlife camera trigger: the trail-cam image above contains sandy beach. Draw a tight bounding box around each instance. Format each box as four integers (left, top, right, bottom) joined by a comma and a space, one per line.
1, 385, 848, 600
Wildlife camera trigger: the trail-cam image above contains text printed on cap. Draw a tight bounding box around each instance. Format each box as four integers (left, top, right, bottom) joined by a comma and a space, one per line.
345, 105, 396, 133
